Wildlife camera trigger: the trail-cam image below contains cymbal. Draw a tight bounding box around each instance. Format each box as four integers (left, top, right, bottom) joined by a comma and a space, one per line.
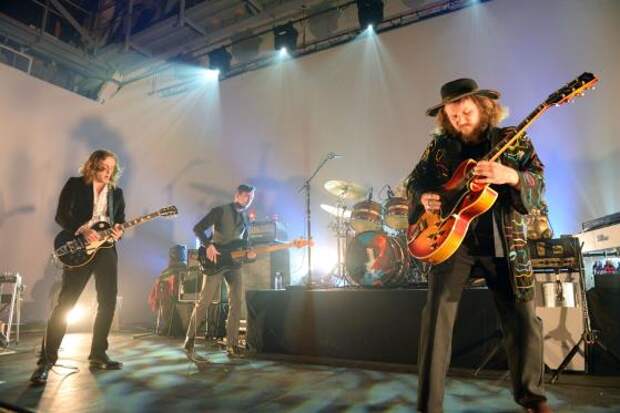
324, 180, 367, 200
320, 203, 352, 219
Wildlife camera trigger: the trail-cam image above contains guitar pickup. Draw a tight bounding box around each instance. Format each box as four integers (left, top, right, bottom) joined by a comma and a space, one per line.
67, 240, 84, 253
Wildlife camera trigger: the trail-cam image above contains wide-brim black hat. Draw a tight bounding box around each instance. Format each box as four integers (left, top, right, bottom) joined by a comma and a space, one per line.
426, 78, 500, 117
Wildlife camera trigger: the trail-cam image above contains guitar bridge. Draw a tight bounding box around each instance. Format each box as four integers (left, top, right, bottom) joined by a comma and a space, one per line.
67, 239, 84, 253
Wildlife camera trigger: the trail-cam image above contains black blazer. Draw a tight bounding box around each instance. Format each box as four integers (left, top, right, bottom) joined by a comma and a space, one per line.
55, 177, 125, 234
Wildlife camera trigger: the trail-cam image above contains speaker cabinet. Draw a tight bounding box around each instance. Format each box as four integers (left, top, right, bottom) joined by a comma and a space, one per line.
240, 249, 290, 320
535, 271, 585, 371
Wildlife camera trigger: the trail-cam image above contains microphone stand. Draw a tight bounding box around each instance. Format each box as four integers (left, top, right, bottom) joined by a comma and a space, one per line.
299, 152, 338, 288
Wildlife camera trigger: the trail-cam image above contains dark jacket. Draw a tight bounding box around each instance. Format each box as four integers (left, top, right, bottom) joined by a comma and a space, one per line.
193, 203, 249, 247
406, 127, 546, 302
55, 176, 125, 234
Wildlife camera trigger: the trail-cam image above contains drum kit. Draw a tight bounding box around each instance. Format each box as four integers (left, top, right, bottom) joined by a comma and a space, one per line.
320, 179, 426, 288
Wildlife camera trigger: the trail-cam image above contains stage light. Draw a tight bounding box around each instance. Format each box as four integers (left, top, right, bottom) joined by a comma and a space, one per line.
313, 245, 338, 276
207, 47, 232, 75
278, 47, 289, 58
66, 305, 86, 325
357, 0, 384, 30
274, 22, 298, 53
201, 69, 220, 81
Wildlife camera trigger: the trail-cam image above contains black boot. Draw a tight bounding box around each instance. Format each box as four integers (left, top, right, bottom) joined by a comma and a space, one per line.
30, 363, 53, 385
88, 354, 123, 370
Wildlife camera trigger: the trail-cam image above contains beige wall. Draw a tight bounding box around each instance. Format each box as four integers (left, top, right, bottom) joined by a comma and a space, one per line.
1, 0, 618, 323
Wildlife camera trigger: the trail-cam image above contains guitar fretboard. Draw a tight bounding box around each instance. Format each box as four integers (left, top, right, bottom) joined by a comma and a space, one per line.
98, 212, 161, 237
229, 241, 304, 259
465, 72, 597, 181
483, 102, 547, 163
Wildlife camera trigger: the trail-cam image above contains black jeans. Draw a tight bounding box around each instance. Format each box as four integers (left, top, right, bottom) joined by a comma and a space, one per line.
40, 247, 118, 364
417, 245, 546, 412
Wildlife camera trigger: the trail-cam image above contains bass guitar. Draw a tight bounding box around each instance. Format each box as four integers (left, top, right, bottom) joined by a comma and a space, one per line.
198, 238, 312, 276
407, 72, 598, 265
54, 205, 178, 268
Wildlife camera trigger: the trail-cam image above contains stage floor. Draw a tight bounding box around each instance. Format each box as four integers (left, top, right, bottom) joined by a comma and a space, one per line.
0, 331, 619, 413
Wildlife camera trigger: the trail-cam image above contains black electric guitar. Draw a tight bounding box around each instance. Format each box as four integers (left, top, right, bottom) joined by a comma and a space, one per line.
198, 238, 312, 276
54, 205, 178, 268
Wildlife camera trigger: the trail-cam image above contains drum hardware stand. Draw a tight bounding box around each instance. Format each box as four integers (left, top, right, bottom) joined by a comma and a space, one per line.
327, 196, 350, 282
456, 276, 508, 378
298, 152, 341, 287
133, 278, 169, 339
471, 329, 509, 379
550, 243, 620, 383
0, 272, 23, 349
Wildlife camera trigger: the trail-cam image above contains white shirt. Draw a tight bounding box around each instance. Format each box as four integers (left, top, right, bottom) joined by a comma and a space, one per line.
76, 183, 110, 234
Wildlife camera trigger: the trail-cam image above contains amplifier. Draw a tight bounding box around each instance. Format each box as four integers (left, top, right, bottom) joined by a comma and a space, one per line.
582, 211, 620, 232
531, 257, 579, 270
0, 272, 20, 283
528, 237, 580, 270
534, 271, 585, 371
249, 220, 287, 244
176, 268, 204, 302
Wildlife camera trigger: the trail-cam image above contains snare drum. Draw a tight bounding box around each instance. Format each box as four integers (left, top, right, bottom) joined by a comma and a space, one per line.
383, 197, 409, 230
350, 200, 383, 232
345, 231, 409, 287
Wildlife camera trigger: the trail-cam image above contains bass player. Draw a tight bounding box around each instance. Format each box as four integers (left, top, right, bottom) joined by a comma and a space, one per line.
183, 184, 256, 356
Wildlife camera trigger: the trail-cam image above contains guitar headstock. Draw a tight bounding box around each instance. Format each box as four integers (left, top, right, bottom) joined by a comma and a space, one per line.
545, 72, 598, 107
291, 238, 314, 249
159, 205, 178, 217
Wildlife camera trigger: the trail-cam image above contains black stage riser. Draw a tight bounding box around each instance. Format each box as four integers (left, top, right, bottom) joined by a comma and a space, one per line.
246, 288, 507, 369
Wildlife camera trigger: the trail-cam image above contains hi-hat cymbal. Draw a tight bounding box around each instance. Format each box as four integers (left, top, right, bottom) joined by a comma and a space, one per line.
324, 180, 367, 200
320, 203, 352, 219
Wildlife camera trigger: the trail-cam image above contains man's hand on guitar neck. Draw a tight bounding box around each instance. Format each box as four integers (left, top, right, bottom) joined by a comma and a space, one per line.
473, 161, 520, 188
206, 244, 221, 263
110, 224, 124, 241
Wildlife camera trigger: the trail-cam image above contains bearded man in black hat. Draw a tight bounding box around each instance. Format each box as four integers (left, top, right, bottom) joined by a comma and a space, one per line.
406, 79, 551, 413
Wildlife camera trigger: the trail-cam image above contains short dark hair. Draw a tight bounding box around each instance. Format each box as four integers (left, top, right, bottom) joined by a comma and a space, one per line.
237, 184, 255, 193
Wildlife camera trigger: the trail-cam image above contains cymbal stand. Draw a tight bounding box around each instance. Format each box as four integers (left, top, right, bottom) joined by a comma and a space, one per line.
298, 152, 339, 287
330, 197, 350, 281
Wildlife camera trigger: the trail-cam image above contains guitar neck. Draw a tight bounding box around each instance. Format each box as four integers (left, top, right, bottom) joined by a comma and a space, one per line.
483, 103, 548, 163
229, 242, 296, 259
98, 212, 161, 237
483, 72, 598, 164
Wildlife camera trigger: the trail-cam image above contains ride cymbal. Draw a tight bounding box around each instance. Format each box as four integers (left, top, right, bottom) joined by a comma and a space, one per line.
323, 180, 367, 200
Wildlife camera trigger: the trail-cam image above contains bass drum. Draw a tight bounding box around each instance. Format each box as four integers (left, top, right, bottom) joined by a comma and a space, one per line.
345, 231, 409, 287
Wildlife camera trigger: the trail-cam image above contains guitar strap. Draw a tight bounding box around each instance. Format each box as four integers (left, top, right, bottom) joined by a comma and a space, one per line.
241, 212, 252, 248
107, 184, 115, 226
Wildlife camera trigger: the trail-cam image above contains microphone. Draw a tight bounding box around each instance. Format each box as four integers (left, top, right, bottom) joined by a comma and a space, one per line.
387, 185, 395, 199
328, 152, 344, 159
368, 187, 373, 202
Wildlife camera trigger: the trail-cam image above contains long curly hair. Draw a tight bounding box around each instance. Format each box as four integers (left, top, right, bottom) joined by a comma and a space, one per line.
79, 149, 122, 187
435, 95, 508, 138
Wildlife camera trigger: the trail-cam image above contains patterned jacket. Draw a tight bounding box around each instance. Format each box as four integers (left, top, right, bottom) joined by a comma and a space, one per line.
406, 127, 546, 302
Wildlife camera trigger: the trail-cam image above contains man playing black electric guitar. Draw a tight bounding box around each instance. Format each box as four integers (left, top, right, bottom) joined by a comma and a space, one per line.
31, 150, 125, 385
184, 184, 256, 356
